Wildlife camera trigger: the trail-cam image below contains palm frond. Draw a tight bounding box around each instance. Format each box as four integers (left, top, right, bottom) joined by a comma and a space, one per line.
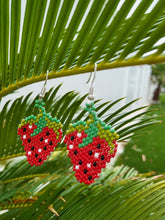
0, 85, 160, 161
0, 87, 164, 219
0, 153, 164, 219
0, 0, 165, 97
0, 1, 165, 218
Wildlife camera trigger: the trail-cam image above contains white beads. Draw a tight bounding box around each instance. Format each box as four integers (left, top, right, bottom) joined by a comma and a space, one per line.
87, 163, 91, 168
45, 139, 48, 143
94, 153, 99, 158
69, 145, 73, 149
75, 165, 79, 170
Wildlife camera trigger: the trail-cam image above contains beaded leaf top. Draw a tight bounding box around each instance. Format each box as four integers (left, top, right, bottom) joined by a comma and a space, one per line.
18, 100, 63, 166
64, 102, 119, 185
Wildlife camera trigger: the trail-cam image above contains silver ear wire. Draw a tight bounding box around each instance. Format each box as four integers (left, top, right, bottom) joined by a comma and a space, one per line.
39, 70, 49, 99
87, 63, 97, 100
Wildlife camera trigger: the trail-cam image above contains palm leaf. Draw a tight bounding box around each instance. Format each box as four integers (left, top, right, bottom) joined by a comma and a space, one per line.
0, 153, 164, 219
0, 85, 160, 161
0, 0, 165, 98
0, 1, 165, 219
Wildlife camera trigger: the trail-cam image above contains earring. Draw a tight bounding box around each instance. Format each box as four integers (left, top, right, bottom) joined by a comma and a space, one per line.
18, 71, 63, 166
64, 64, 119, 185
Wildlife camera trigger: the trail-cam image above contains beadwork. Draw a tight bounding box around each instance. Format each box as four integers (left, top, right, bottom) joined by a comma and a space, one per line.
64, 102, 119, 185
18, 100, 63, 166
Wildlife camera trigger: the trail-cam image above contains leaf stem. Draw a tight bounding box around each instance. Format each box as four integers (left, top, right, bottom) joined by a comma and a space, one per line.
0, 56, 165, 98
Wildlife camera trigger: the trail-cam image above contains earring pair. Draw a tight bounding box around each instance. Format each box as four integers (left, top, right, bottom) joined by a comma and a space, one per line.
18, 65, 119, 184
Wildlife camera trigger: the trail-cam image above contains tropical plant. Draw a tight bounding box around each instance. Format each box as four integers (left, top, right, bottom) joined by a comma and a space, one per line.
151, 63, 165, 101
0, 87, 163, 219
0, 0, 165, 219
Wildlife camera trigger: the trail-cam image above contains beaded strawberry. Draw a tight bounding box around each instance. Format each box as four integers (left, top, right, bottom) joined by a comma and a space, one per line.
18, 100, 63, 166
64, 102, 119, 185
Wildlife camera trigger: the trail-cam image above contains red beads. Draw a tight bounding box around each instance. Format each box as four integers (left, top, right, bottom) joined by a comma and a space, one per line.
18, 124, 62, 166
64, 130, 118, 185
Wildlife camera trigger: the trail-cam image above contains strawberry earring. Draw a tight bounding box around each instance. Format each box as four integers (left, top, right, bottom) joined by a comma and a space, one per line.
64, 64, 119, 185
18, 71, 63, 166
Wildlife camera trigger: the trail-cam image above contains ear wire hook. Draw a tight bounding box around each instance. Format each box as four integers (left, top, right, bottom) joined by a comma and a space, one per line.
39, 70, 49, 99
87, 63, 97, 100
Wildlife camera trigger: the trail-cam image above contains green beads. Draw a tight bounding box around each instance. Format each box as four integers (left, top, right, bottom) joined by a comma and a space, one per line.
72, 102, 119, 148
79, 122, 99, 147
19, 100, 63, 139
25, 114, 37, 122
31, 116, 47, 136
